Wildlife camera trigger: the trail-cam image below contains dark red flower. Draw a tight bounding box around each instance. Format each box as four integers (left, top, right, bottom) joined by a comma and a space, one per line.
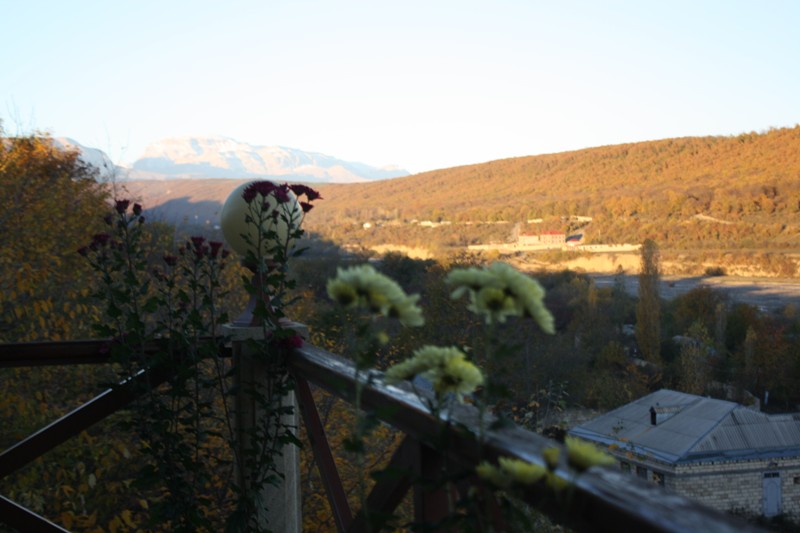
289, 184, 321, 201
132, 203, 143, 216
189, 236, 207, 258
209, 241, 224, 259
279, 335, 304, 349
272, 184, 290, 204
163, 255, 178, 266
92, 233, 112, 247
115, 199, 130, 214
242, 188, 257, 203
243, 181, 278, 203
138, 216, 145, 224
300, 202, 314, 213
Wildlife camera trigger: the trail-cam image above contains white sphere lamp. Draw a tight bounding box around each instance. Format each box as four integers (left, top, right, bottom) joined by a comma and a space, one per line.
220, 181, 303, 260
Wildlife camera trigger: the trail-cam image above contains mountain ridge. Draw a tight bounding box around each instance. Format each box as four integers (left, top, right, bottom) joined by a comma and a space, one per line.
128, 136, 409, 183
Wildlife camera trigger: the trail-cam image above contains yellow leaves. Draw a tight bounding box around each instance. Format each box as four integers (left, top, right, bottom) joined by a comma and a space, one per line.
109, 508, 143, 533
82, 511, 98, 528
121, 509, 136, 528
1, 135, 109, 342
59, 512, 74, 529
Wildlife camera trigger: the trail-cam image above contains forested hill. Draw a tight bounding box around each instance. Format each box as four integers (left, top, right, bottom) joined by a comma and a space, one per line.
308, 126, 800, 250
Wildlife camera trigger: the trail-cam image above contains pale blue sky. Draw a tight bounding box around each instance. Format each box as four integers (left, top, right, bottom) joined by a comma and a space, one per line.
2, 1, 799, 173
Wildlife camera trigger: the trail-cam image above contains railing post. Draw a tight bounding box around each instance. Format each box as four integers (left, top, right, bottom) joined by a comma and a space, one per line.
225, 321, 307, 533
414, 441, 453, 527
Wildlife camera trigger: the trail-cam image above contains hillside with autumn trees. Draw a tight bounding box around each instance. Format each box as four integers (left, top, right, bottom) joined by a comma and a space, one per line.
304, 126, 800, 256
123, 127, 800, 275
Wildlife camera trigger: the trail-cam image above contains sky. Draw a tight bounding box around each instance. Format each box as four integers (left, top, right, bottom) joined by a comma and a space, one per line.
2, 1, 799, 174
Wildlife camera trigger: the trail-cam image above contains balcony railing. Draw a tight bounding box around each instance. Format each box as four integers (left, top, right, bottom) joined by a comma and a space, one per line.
0, 338, 762, 532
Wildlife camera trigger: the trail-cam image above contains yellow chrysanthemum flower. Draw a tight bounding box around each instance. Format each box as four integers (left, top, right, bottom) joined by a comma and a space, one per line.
471, 286, 517, 324
546, 472, 570, 492
565, 436, 616, 472
543, 447, 561, 470
497, 457, 547, 485
326, 264, 424, 326
476, 461, 512, 489
445, 262, 554, 332
488, 262, 555, 333
326, 278, 358, 307
435, 356, 484, 396
385, 345, 483, 401
387, 294, 425, 327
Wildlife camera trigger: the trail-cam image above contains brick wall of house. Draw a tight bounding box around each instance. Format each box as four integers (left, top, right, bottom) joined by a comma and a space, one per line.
614, 454, 800, 519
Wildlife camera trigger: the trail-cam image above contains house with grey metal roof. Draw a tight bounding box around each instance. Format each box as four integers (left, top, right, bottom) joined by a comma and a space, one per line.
569, 389, 800, 520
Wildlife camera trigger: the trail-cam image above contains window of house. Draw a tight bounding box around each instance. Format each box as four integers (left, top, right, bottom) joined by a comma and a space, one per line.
620, 461, 631, 473
636, 466, 647, 479
652, 471, 664, 486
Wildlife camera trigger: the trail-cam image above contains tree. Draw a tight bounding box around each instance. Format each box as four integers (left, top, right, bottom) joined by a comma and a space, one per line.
0, 131, 109, 341
678, 321, 712, 395
636, 239, 661, 364
671, 286, 726, 340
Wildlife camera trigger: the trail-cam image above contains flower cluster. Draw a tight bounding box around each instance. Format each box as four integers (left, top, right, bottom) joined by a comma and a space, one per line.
477, 438, 614, 494
385, 345, 483, 399
78, 200, 148, 258
446, 262, 555, 332
184, 235, 228, 260
565, 436, 615, 472
242, 181, 321, 214
114, 199, 145, 223
477, 449, 567, 492
326, 264, 424, 326
476, 457, 548, 489
242, 181, 291, 204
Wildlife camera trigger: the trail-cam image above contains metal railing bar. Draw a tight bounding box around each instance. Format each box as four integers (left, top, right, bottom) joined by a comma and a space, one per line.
0, 494, 71, 532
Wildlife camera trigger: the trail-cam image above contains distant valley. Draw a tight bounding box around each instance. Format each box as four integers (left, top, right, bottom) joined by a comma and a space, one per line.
118, 127, 800, 279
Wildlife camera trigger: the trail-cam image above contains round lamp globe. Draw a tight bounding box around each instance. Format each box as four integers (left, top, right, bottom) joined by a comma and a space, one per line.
220, 181, 302, 259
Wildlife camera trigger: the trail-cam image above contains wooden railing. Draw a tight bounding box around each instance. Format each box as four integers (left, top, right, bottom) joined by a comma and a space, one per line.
0, 339, 763, 532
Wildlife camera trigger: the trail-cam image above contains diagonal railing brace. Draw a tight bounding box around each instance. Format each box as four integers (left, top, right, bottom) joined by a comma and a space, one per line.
0, 494, 72, 533
295, 375, 354, 532
0, 366, 170, 480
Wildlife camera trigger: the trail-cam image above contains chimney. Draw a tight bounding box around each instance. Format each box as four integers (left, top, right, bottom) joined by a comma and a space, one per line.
649, 406, 657, 425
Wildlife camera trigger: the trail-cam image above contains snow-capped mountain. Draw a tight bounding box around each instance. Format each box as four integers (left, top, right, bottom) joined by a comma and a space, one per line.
129, 136, 409, 183
53, 137, 119, 178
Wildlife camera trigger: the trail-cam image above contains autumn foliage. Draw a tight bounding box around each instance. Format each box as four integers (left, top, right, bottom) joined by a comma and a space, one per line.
307, 126, 800, 258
